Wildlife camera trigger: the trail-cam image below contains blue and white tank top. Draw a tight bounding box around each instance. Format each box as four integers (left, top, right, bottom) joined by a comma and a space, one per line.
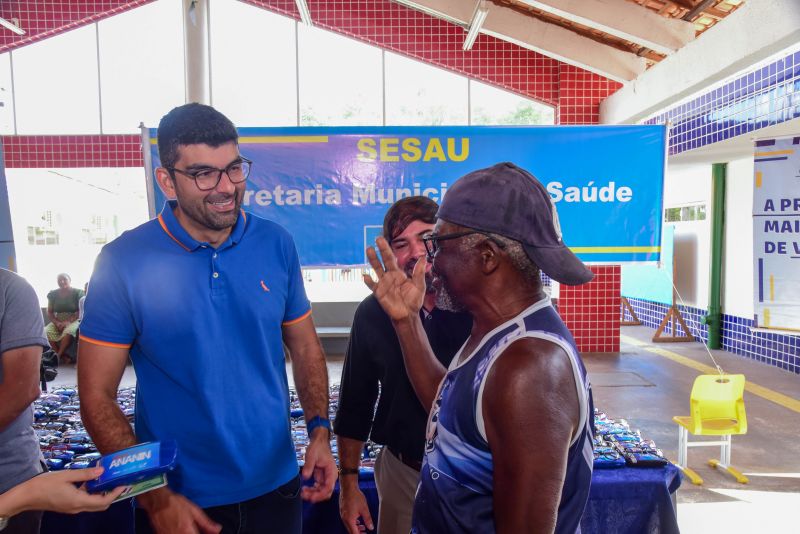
411, 297, 593, 534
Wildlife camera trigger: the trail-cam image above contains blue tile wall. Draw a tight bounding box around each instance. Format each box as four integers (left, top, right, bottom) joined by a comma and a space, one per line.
644, 47, 800, 155
622, 297, 799, 374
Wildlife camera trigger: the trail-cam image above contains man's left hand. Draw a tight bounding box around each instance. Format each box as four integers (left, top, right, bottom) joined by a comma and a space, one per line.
301, 429, 337, 502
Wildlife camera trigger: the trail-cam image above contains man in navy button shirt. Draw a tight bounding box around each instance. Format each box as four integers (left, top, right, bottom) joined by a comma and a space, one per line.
78, 103, 335, 534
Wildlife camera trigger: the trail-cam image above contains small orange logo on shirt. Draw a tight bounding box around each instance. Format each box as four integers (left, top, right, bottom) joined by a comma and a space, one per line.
260, 280, 270, 292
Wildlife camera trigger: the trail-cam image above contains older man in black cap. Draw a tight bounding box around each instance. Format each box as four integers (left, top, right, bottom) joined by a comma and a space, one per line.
336, 196, 471, 534
364, 162, 594, 534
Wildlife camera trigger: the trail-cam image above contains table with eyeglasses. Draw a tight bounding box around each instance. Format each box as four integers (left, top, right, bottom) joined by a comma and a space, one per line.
41, 464, 679, 534
35, 386, 680, 533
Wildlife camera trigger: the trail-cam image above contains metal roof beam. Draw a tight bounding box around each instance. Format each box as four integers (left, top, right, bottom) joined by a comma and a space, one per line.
600, 0, 800, 124
515, 0, 696, 55
394, 0, 646, 82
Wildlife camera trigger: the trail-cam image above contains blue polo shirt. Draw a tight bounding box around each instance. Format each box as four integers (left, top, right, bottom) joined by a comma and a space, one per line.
80, 200, 311, 507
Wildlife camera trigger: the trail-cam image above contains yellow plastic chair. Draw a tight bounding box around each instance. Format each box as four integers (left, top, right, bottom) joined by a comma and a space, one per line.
672, 374, 748, 485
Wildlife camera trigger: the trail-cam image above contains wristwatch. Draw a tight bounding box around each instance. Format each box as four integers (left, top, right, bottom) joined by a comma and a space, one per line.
306, 415, 332, 438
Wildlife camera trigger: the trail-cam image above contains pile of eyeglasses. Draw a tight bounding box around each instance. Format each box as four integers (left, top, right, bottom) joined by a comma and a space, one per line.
593, 411, 668, 468
33, 385, 383, 478
290, 384, 382, 479
33, 387, 136, 471
35, 388, 664, 477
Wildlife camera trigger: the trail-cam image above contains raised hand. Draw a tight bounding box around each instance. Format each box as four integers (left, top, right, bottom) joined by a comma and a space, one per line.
363, 236, 426, 322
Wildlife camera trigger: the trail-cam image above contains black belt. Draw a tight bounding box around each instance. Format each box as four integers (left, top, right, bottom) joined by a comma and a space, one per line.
387, 445, 423, 471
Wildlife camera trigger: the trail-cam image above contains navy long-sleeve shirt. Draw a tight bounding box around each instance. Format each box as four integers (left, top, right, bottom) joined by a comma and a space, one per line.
334, 294, 472, 465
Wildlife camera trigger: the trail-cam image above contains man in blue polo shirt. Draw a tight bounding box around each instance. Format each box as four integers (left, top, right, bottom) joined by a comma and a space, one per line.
78, 103, 336, 534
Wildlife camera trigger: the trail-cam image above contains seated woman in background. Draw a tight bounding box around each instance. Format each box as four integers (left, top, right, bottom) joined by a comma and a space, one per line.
44, 273, 84, 363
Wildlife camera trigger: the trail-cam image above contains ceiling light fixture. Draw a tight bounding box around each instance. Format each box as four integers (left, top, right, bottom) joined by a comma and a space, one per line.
295, 0, 313, 26
463, 1, 488, 51
0, 17, 25, 36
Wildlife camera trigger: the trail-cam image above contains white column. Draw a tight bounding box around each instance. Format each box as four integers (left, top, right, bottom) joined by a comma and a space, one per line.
183, 0, 210, 105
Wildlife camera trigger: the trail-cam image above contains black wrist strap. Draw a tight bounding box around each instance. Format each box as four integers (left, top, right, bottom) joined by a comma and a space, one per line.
338, 466, 359, 476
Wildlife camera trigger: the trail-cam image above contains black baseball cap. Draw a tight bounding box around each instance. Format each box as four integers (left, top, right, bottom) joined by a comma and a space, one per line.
437, 162, 593, 286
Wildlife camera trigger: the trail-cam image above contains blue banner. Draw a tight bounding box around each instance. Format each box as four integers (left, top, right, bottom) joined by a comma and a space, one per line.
148, 125, 665, 267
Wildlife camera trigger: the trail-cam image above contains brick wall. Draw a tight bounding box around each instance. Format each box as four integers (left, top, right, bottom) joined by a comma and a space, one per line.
560, 265, 621, 353
1, 135, 142, 168
558, 64, 622, 125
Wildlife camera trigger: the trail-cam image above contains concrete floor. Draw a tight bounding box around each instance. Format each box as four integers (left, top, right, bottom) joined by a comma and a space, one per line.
52, 327, 800, 533
586, 325, 800, 533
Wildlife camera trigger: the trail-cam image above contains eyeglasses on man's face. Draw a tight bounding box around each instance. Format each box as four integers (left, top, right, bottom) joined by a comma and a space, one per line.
422, 231, 506, 261
166, 157, 253, 191
390, 232, 434, 253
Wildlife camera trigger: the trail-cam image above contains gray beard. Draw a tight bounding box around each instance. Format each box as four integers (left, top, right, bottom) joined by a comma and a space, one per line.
435, 283, 465, 312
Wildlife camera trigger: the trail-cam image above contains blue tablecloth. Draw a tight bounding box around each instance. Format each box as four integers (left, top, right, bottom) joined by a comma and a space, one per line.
582, 464, 681, 534
42, 465, 680, 534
